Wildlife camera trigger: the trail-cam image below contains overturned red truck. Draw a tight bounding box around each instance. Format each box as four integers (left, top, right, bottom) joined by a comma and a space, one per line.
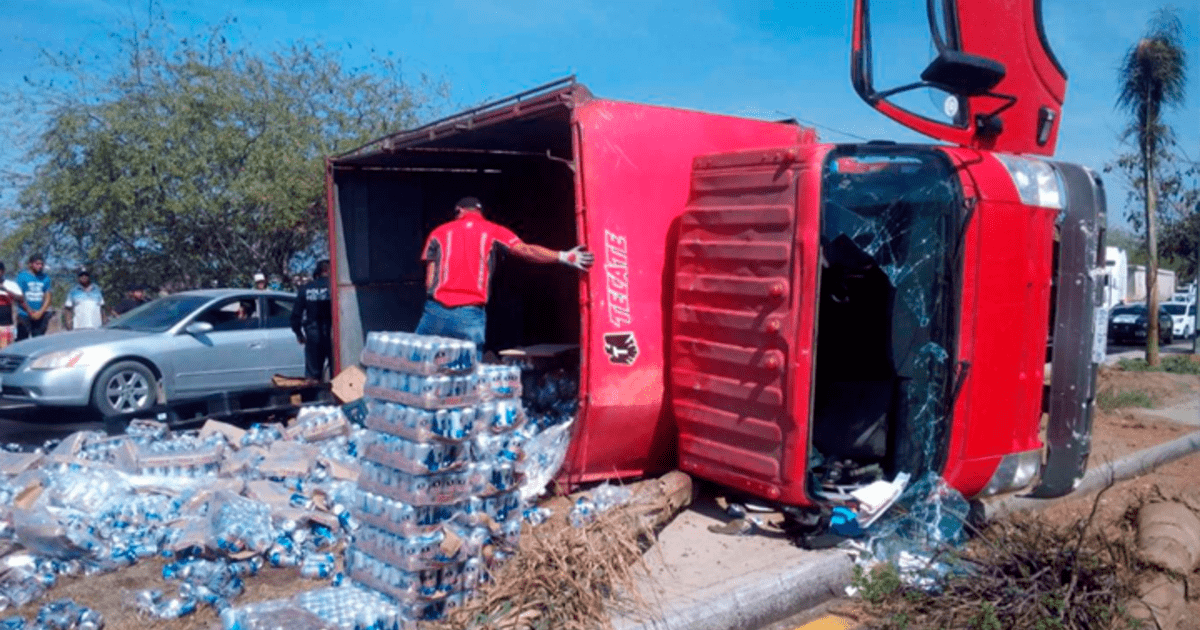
325, 0, 1105, 509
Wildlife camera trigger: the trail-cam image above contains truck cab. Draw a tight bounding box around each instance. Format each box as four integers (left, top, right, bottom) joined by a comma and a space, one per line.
671, 0, 1104, 505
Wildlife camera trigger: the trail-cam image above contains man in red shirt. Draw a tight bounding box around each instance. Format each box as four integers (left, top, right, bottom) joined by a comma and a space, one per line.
416, 197, 593, 349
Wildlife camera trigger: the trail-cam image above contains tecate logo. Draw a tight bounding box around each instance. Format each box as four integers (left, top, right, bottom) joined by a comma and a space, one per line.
604, 230, 631, 328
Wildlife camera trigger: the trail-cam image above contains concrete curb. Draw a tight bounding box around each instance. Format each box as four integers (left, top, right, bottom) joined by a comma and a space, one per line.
619, 430, 1200, 630
988, 430, 1200, 519
613, 550, 854, 630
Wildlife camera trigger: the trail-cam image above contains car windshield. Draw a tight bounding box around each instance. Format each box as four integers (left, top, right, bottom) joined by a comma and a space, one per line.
1163, 304, 1188, 315
106, 295, 210, 332
1111, 305, 1146, 316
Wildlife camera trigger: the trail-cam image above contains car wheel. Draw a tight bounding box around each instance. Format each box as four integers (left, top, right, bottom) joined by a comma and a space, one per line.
92, 360, 157, 417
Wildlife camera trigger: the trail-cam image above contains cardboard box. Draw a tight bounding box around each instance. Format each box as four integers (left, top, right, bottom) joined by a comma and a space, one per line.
130, 439, 225, 473
317, 455, 360, 482
221, 446, 266, 477
272, 374, 315, 388
258, 441, 319, 479
200, 419, 247, 448
285, 410, 350, 443
246, 479, 294, 507
0, 452, 43, 476
331, 365, 366, 403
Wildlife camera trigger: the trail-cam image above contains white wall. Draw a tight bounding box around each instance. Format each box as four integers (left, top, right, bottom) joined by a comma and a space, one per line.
1127, 265, 1177, 302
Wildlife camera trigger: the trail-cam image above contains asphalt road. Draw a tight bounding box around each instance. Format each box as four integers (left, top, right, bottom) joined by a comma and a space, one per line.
0, 401, 105, 448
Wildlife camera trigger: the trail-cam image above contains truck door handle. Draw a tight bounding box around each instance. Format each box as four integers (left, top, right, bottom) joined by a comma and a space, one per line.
249, 342, 264, 349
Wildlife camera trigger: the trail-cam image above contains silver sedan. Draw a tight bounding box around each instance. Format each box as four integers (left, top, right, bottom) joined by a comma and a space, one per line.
0, 289, 306, 417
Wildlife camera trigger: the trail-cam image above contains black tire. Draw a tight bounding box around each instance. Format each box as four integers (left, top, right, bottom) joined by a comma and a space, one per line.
91, 360, 157, 418
1164, 329, 1174, 345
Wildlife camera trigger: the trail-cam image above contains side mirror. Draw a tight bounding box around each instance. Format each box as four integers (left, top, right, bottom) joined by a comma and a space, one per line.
185, 321, 214, 335
920, 50, 1006, 97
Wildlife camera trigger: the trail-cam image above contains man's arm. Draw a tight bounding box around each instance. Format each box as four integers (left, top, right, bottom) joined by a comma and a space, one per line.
15, 278, 33, 318
509, 243, 595, 270
33, 281, 52, 319
62, 292, 74, 330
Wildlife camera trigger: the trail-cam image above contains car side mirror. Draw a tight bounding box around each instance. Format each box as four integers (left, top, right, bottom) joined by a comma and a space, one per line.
185, 321, 214, 335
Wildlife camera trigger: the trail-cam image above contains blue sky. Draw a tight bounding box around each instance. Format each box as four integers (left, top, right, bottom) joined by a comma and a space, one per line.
1, 0, 1197, 229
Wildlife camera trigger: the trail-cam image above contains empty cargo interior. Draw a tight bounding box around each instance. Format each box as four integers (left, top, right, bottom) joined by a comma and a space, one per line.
331, 101, 581, 358
809, 146, 962, 498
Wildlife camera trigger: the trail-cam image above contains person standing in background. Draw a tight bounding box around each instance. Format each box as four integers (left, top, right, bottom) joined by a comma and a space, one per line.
63, 268, 105, 330
16, 254, 52, 340
290, 260, 333, 381
253, 272, 267, 290
0, 262, 25, 349
111, 285, 148, 317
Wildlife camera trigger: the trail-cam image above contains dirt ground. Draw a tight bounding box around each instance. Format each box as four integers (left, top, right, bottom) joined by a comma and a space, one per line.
5, 364, 1200, 629
1049, 365, 1200, 525
7, 553, 348, 629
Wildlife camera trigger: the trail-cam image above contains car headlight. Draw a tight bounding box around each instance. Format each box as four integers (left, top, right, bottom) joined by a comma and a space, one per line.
30, 350, 90, 370
994, 154, 1064, 209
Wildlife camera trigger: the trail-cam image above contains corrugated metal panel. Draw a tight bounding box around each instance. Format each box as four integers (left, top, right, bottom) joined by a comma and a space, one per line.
557, 99, 810, 488
671, 153, 807, 503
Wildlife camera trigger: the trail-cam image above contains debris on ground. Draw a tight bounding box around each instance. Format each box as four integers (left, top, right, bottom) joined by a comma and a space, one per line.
0, 332, 589, 629
430, 471, 693, 630
841, 480, 1200, 630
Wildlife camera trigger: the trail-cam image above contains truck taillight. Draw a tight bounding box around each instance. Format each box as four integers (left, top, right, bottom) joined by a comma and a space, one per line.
994, 154, 1064, 209
977, 449, 1042, 497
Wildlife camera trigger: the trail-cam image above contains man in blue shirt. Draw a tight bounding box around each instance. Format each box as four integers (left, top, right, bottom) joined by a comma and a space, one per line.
16, 254, 52, 340
64, 268, 105, 330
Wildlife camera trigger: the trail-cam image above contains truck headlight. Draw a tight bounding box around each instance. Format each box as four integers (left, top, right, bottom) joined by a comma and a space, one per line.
995, 154, 1064, 209
30, 350, 89, 370
978, 449, 1042, 497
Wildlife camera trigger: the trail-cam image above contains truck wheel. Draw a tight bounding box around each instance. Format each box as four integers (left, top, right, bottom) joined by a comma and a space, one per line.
92, 361, 157, 418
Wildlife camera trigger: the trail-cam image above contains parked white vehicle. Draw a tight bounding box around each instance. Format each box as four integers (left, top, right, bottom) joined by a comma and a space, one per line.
1162, 301, 1196, 339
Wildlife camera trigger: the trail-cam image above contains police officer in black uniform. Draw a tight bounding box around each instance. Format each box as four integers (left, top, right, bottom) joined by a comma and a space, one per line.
291, 260, 333, 381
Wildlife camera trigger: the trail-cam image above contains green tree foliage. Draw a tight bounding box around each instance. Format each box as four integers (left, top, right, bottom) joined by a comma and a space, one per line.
1106, 145, 1198, 276
1157, 156, 1200, 280
1115, 6, 1188, 365
3, 12, 448, 297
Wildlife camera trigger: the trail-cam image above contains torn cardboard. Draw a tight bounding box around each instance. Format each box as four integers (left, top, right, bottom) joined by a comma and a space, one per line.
331, 365, 365, 403
222, 446, 267, 477
259, 441, 319, 479
200, 419, 247, 449
0, 452, 44, 477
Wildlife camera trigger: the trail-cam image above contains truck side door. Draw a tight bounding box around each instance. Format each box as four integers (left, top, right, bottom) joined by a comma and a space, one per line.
671, 146, 821, 506
851, 0, 1067, 156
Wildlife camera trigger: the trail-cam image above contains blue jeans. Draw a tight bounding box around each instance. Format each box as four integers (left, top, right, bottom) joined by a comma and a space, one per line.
415, 300, 486, 353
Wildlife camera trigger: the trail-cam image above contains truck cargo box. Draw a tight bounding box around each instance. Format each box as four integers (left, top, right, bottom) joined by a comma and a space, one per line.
326, 78, 811, 485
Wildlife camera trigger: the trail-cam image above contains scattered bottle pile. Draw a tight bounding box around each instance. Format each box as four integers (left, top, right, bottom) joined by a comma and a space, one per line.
346, 332, 528, 622
0, 334, 585, 630
0, 411, 362, 627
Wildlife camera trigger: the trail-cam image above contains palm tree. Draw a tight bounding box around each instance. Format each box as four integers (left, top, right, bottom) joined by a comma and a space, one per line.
1117, 7, 1188, 365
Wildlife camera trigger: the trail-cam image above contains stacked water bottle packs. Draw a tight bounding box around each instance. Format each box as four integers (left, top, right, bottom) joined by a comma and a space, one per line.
349, 333, 528, 621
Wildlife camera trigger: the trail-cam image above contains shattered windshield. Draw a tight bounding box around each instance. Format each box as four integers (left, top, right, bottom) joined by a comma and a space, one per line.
814, 147, 964, 489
